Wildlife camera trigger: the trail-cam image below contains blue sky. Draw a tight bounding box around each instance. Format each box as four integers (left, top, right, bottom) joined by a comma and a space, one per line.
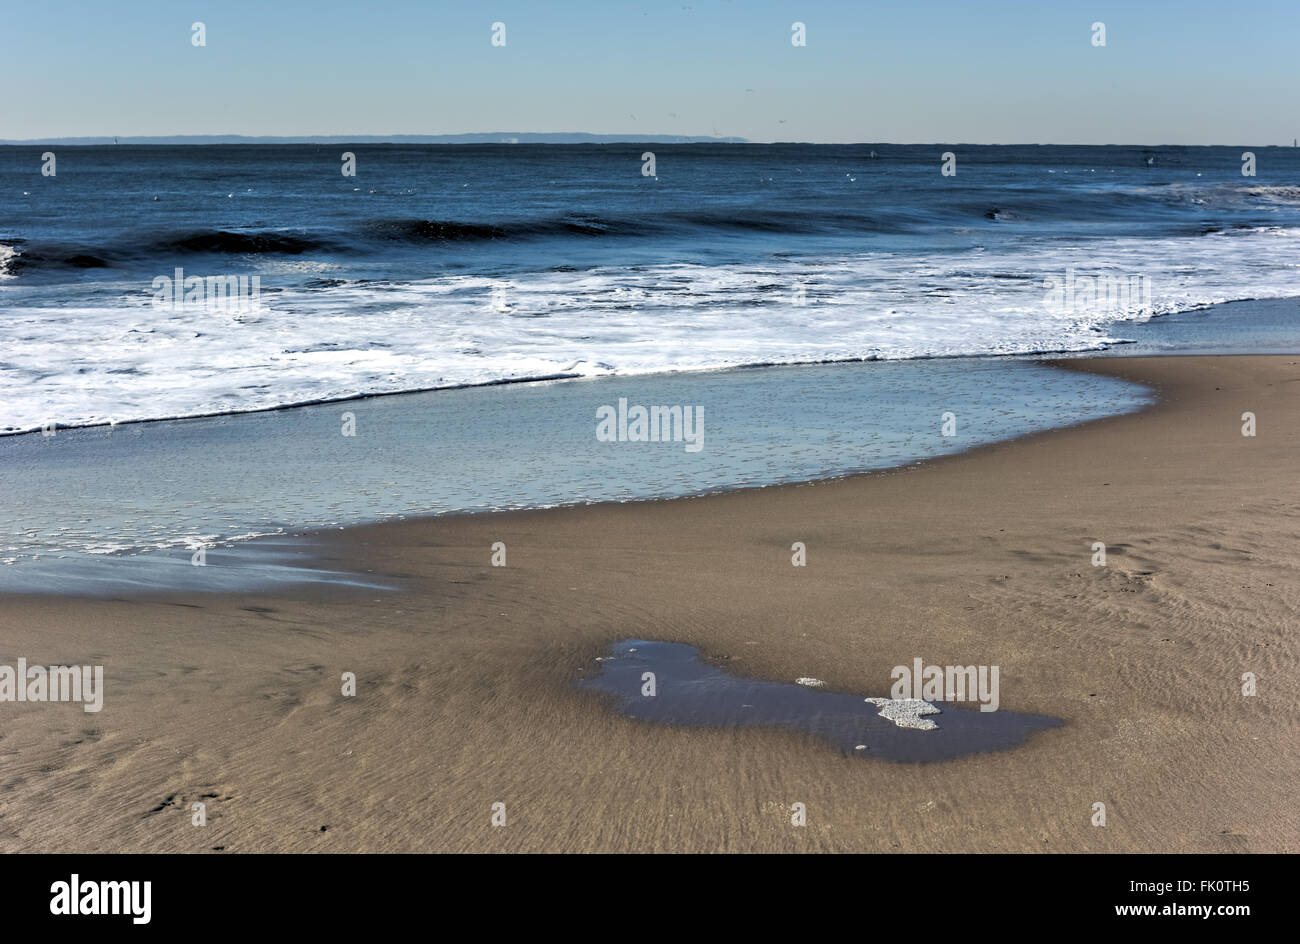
4, 0, 1297, 143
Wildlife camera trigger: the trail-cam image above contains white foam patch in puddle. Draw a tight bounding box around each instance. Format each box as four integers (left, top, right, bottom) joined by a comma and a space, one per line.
864, 697, 941, 731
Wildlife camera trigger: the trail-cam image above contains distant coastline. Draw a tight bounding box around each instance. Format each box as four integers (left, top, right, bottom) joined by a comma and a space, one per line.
5, 136, 1296, 147
0, 132, 749, 146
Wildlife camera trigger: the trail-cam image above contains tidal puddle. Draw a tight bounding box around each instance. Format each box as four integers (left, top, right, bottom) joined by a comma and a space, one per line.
581, 640, 1062, 763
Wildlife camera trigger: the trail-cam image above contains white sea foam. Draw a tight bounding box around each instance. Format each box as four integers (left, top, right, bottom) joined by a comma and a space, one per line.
1, 228, 1298, 433
864, 697, 941, 730
0, 244, 17, 280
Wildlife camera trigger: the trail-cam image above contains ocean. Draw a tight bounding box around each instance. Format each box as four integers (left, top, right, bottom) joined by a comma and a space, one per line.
3, 143, 1300, 434
1, 143, 1298, 590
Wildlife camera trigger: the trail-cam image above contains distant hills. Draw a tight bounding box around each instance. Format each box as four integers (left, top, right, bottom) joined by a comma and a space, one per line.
0, 132, 749, 146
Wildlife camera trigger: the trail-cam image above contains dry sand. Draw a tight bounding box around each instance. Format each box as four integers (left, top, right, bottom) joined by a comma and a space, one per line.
0, 355, 1295, 853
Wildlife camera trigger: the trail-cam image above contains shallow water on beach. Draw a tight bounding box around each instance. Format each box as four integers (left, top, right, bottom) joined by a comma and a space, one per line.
0, 356, 1150, 592
1106, 297, 1300, 355
0, 538, 394, 595
580, 639, 1063, 763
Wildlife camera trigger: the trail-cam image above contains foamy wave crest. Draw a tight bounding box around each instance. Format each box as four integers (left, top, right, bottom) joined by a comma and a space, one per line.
2, 227, 1298, 434
0, 243, 18, 279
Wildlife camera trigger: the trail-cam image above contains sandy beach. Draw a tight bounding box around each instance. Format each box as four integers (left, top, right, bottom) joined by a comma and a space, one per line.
0, 354, 1295, 853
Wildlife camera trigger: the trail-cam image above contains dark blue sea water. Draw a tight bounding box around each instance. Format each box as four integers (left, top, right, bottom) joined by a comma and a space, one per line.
3, 143, 1300, 434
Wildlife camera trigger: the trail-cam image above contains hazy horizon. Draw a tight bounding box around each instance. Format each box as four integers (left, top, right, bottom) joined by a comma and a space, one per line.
4, 135, 1296, 148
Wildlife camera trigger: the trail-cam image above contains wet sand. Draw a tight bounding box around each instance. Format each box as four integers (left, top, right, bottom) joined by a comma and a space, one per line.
0, 355, 1296, 852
